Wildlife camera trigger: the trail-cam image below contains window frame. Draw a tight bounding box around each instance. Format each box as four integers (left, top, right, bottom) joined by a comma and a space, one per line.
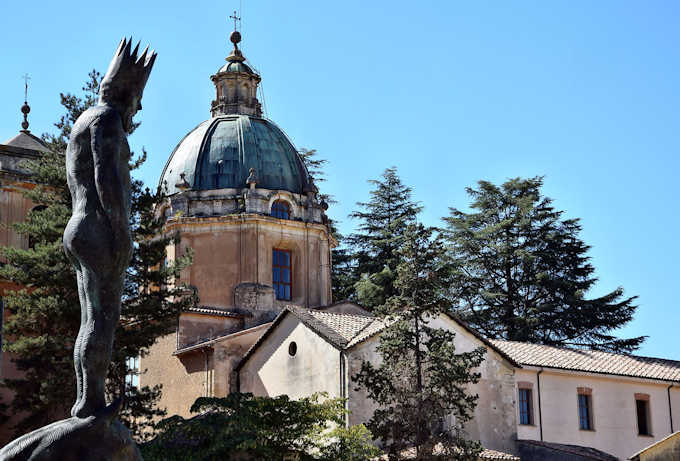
635, 394, 652, 436
272, 248, 293, 301
518, 387, 534, 426
577, 388, 594, 431
271, 200, 292, 220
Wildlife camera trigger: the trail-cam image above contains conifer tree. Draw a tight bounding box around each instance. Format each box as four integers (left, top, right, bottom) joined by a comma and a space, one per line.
353, 224, 485, 460
298, 149, 356, 301
443, 177, 642, 353
348, 167, 422, 308
0, 70, 195, 439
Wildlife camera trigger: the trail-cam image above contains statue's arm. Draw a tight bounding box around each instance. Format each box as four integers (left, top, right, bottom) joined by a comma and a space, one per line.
90, 115, 127, 233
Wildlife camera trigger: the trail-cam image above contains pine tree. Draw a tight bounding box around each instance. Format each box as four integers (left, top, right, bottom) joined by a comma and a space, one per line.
353, 224, 485, 460
298, 149, 357, 301
348, 167, 422, 308
443, 177, 643, 353
0, 70, 195, 439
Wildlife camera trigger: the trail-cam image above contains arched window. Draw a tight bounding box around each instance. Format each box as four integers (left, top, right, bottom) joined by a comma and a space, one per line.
271, 200, 291, 220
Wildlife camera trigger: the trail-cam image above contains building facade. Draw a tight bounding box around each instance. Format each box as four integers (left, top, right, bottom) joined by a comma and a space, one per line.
0, 102, 46, 445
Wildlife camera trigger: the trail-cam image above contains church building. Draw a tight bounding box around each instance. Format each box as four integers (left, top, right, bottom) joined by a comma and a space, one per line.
0, 98, 48, 445
2, 25, 680, 461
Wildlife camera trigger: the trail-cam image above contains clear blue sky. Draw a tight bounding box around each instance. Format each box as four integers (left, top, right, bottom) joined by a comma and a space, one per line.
1, 1, 678, 359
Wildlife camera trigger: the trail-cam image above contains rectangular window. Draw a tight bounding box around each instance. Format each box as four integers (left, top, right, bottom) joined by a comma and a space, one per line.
637, 399, 651, 436
273, 249, 292, 301
578, 393, 593, 430
518, 388, 533, 425
125, 356, 140, 390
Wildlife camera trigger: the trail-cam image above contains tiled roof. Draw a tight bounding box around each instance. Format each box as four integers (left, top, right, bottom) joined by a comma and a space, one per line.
3, 131, 47, 152
517, 440, 617, 461
236, 308, 522, 372
491, 340, 680, 383
479, 448, 520, 460
376, 445, 519, 460
184, 306, 248, 318
285, 307, 376, 349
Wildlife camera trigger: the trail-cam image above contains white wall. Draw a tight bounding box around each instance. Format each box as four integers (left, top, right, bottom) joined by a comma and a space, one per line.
515, 367, 680, 460
238, 314, 341, 400
347, 314, 518, 455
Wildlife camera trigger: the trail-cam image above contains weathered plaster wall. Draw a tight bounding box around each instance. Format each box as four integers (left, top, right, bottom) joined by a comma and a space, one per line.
167, 215, 331, 312
177, 313, 244, 349
347, 314, 518, 455
140, 333, 210, 419
634, 432, 680, 461
239, 314, 340, 400
515, 368, 680, 460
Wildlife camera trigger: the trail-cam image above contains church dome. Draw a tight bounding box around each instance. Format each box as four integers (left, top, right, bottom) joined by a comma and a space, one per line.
159, 114, 311, 196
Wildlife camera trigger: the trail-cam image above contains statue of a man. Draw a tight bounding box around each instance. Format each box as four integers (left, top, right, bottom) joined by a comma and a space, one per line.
0, 38, 155, 460
64, 38, 156, 418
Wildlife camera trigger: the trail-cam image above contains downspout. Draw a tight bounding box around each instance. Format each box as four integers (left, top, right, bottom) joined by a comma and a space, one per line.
668, 384, 675, 434
340, 350, 349, 428
203, 348, 211, 397
537, 368, 544, 441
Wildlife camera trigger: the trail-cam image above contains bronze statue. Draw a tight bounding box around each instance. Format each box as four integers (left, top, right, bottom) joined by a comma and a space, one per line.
0, 38, 156, 460
64, 37, 155, 419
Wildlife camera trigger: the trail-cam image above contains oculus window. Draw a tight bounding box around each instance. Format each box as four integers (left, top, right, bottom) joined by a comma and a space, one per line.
273, 249, 292, 301
271, 200, 291, 220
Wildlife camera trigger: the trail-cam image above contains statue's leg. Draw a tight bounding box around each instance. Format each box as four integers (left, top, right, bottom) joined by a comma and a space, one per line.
71, 265, 88, 417
72, 264, 122, 418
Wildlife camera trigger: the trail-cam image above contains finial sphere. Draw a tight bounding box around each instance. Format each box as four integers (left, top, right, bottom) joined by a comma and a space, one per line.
230, 30, 242, 45
21, 103, 30, 114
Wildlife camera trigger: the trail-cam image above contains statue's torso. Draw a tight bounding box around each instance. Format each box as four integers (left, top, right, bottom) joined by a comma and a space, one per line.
65, 104, 131, 219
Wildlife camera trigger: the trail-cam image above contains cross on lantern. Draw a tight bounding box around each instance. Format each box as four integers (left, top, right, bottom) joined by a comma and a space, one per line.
229, 10, 241, 31
22, 73, 31, 102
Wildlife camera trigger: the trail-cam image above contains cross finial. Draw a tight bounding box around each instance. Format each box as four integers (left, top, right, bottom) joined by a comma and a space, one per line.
229, 10, 241, 31
22, 73, 31, 102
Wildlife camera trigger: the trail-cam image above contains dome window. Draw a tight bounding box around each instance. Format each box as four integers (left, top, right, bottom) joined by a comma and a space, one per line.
271, 200, 291, 220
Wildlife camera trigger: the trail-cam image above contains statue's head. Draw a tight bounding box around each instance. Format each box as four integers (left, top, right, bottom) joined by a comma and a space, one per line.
99, 38, 157, 133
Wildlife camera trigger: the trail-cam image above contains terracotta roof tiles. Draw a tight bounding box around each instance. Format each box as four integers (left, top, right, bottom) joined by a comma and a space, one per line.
491, 340, 680, 383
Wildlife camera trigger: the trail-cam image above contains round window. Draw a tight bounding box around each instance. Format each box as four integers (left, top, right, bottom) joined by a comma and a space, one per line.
288, 341, 297, 357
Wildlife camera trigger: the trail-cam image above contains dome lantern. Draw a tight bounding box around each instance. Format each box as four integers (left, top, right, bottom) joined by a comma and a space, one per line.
210, 25, 262, 117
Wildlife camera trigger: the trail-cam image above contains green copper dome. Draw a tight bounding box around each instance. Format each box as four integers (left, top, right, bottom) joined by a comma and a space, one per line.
217, 60, 256, 74
160, 115, 311, 195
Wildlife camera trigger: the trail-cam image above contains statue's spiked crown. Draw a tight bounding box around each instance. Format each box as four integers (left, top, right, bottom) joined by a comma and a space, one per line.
100, 37, 157, 101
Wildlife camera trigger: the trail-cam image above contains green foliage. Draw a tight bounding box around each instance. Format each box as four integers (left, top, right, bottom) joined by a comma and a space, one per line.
443, 176, 643, 353
349, 167, 422, 308
353, 224, 484, 460
298, 148, 357, 302
319, 424, 381, 461
141, 393, 379, 461
0, 69, 195, 439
